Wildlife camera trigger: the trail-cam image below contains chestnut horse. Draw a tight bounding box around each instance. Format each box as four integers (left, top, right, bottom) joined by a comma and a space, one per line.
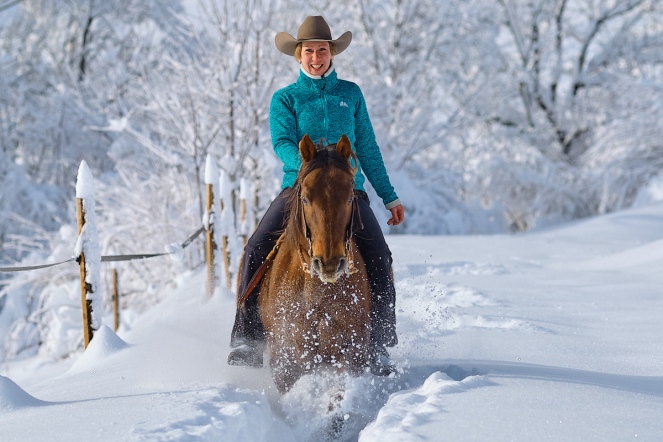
259, 134, 371, 394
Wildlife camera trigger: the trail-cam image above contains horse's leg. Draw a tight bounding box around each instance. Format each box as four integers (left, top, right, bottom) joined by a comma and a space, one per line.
329, 410, 346, 437
270, 346, 304, 394
320, 279, 371, 375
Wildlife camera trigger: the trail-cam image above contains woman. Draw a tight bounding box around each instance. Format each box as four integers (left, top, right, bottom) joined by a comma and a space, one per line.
228, 16, 405, 376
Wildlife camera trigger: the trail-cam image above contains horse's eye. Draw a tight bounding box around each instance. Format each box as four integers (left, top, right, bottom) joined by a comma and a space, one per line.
301, 196, 310, 206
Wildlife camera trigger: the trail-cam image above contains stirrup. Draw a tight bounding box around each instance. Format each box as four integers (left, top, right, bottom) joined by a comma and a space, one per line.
227, 344, 263, 368
369, 346, 397, 376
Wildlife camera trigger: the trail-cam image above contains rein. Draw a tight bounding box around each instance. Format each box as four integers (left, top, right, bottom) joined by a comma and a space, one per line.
238, 234, 284, 305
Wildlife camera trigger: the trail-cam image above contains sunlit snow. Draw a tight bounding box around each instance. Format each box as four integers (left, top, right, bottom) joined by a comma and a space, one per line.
1, 202, 662, 441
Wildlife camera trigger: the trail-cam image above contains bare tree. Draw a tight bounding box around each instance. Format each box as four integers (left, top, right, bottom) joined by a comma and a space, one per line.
495, 0, 657, 159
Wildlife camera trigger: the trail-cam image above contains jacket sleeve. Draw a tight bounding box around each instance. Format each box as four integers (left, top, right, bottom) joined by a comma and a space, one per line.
353, 85, 400, 208
269, 90, 301, 178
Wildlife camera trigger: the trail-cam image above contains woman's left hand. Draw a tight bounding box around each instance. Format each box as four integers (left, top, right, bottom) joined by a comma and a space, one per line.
387, 204, 405, 226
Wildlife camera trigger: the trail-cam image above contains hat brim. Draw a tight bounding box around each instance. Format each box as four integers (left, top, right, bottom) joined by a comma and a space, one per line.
275, 31, 352, 56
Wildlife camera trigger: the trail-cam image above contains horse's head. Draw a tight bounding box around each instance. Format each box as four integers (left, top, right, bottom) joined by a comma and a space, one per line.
295, 134, 357, 283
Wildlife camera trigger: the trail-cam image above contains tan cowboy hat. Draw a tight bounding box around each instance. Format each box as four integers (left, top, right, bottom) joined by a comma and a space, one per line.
275, 16, 352, 56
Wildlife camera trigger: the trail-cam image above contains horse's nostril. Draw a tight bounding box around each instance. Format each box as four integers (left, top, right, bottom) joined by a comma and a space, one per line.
337, 258, 347, 273
311, 257, 322, 272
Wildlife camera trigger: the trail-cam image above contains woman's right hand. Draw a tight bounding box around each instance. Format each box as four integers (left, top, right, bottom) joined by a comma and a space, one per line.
387, 204, 405, 226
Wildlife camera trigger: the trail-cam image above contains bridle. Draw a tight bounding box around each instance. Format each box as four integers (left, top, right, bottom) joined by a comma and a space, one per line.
298, 187, 362, 276
237, 149, 362, 304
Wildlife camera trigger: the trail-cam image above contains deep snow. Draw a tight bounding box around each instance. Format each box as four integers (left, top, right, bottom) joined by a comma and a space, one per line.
1, 202, 663, 441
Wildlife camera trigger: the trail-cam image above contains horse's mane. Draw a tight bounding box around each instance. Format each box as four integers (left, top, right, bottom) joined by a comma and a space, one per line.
283, 142, 357, 249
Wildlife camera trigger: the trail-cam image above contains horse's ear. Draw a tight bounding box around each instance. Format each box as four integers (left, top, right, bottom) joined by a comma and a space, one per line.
299, 134, 316, 163
336, 134, 352, 160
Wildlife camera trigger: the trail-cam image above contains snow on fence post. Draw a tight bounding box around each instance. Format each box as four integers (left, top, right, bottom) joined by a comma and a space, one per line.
204, 154, 219, 297
218, 169, 234, 288
75, 161, 102, 349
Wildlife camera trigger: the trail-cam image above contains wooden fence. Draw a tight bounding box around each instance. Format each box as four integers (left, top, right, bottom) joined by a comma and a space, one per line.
0, 158, 255, 350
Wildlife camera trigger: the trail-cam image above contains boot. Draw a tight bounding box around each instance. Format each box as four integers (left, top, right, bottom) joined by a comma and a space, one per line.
369, 345, 397, 376
227, 343, 264, 368
365, 254, 398, 348
228, 285, 265, 368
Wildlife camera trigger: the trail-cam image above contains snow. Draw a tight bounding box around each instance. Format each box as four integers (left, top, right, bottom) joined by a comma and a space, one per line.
204, 154, 219, 186
66, 325, 129, 375
0, 376, 46, 412
1, 202, 663, 441
635, 171, 663, 207
218, 168, 235, 236
91, 116, 129, 133
75, 160, 95, 199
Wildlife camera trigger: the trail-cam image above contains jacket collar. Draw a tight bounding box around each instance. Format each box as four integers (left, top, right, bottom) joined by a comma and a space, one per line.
297, 65, 338, 91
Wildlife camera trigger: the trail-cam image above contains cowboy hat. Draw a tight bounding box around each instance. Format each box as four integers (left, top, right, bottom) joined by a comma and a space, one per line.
275, 16, 352, 56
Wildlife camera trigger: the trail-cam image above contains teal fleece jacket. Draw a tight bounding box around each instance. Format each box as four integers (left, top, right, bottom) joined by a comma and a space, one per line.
270, 67, 400, 209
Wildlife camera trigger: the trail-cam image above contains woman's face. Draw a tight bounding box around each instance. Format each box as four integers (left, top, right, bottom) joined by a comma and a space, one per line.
300, 41, 332, 76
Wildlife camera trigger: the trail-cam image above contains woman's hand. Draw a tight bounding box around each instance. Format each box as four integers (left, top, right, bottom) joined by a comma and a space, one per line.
387, 204, 405, 226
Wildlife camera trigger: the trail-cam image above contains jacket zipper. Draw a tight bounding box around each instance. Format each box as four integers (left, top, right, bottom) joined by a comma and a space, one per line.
322, 94, 329, 139
321, 76, 329, 140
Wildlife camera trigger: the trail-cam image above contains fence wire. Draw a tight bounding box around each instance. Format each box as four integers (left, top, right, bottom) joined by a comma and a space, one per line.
0, 227, 205, 273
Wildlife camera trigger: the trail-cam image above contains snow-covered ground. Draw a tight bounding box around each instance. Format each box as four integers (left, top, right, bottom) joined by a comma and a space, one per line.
2, 202, 663, 441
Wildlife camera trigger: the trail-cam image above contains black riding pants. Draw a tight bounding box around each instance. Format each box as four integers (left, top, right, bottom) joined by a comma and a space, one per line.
230, 189, 398, 348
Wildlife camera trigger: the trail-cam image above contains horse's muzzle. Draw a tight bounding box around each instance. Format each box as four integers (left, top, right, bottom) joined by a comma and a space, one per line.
310, 255, 348, 283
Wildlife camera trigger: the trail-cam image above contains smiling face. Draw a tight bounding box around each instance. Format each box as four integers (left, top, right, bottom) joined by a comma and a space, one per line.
299, 41, 332, 76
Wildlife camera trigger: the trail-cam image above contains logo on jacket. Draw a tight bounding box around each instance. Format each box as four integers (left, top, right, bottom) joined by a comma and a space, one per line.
339, 101, 348, 107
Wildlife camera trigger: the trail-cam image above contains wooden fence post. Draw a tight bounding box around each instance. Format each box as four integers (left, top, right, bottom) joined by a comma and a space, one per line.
76, 160, 101, 349
112, 268, 120, 332
239, 178, 248, 249
205, 182, 217, 298
219, 169, 234, 289
220, 199, 232, 289
204, 154, 221, 298
76, 197, 94, 348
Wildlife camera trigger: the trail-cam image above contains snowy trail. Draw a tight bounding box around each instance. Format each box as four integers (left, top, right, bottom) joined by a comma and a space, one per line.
2, 203, 663, 441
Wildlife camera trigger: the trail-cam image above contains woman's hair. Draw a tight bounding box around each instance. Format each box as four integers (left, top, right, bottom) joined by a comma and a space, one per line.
294, 42, 337, 61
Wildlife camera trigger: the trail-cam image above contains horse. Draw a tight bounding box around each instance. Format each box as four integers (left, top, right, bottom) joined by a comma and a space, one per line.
258, 134, 371, 394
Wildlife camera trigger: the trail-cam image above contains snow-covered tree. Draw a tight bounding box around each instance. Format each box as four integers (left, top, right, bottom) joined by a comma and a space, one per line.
476, 0, 663, 227
1, 0, 663, 362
